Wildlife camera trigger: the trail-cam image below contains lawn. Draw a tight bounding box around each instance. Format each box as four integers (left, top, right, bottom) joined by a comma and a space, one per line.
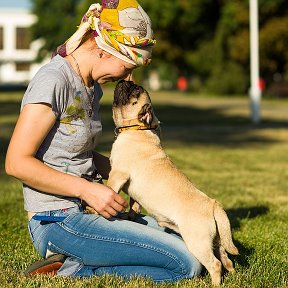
0, 88, 287, 288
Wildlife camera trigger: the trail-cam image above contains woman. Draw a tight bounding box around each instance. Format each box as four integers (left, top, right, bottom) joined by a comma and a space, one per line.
5, 0, 202, 282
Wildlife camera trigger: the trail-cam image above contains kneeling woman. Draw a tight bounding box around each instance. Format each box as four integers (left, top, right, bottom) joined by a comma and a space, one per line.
5, 0, 202, 282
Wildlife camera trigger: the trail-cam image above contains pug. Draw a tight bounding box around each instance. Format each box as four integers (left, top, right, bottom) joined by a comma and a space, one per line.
107, 80, 239, 285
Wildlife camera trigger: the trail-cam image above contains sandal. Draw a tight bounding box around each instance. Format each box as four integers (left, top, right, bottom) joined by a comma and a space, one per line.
24, 254, 67, 276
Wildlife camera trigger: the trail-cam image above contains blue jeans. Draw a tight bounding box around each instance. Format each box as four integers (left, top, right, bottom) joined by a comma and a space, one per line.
28, 205, 202, 283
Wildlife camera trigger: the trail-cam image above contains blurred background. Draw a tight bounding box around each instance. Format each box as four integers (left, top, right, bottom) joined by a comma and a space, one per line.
0, 0, 287, 97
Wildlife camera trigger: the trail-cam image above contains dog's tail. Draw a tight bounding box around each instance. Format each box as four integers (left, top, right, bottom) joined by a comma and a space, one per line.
213, 201, 239, 255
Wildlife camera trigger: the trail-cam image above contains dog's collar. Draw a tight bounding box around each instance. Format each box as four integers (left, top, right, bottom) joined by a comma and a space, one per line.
114, 120, 160, 138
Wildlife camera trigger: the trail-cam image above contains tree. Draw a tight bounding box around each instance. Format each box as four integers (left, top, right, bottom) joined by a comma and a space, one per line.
31, 0, 81, 59
31, 0, 288, 94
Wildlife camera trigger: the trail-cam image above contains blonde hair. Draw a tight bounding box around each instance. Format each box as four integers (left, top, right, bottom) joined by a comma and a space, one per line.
80, 31, 98, 49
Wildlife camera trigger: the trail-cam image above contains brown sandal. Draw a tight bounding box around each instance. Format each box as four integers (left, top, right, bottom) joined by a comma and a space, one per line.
24, 254, 67, 276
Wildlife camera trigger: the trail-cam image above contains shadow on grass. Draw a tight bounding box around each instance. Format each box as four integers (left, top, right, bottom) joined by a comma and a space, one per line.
100, 102, 288, 128
1, 100, 287, 156
227, 205, 269, 229
1, 99, 286, 180
232, 240, 254, 270
95, 102, 288, 152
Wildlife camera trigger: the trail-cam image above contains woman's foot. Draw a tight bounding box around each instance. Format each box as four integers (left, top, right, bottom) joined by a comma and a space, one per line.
24, 254, 67, 276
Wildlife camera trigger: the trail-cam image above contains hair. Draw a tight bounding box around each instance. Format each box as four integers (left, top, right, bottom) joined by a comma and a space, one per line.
80, 30, 99, 50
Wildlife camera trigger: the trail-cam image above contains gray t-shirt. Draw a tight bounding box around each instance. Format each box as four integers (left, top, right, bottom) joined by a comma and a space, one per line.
21, 55, 103, 212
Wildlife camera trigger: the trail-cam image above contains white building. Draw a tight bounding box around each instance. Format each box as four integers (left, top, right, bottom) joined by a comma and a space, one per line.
0, 0, 45, 85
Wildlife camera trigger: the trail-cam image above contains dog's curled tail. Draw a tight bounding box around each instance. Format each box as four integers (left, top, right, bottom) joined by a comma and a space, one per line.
214, 201, 239, 255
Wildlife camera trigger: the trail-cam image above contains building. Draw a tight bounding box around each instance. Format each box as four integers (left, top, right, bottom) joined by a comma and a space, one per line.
0, 0, 45, 85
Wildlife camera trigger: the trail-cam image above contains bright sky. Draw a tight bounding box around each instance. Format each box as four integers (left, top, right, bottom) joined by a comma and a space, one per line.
0, 0, 31, 9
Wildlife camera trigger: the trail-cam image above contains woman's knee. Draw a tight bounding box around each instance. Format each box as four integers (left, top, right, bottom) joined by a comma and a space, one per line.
165, 252, 202, 281
179, 252, 203, 280
187, 257, 202, 278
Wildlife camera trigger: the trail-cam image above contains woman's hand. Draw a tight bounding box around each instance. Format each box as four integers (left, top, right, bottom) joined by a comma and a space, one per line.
80, 181, 128, 219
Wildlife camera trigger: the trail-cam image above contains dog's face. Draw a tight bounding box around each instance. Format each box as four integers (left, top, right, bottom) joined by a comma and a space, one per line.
113, 80, 159, 127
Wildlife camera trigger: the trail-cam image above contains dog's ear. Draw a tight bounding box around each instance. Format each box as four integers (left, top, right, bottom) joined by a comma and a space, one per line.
138, 103, 153, 125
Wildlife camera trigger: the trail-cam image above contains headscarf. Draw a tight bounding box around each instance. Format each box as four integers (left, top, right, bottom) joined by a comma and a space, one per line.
54, 0, 156, 66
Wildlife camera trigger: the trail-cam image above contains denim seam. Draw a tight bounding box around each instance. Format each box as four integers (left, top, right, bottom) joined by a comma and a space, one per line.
72, 262, 85, 276
27, 222, 34, 242
163, 257, 188, 276
47, 241, 82, 262
28, 219, 47, 234
30, 223, 53, 251
163, 256, 189, 278
57, 222, 188, 276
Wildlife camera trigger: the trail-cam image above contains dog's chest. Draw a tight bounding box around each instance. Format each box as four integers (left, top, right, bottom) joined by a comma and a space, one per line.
111, 133, 157, 161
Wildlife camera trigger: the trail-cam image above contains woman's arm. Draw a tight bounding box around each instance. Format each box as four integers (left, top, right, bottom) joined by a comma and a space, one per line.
5, 103, 127, 218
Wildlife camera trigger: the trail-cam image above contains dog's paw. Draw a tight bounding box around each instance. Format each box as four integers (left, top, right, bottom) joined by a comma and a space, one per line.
84, 206, 97, 214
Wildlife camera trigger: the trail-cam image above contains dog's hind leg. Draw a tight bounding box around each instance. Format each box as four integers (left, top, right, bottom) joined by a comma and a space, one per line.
179, 224, 222, 286
218, 245, 235, 272
214, 234, 235, 272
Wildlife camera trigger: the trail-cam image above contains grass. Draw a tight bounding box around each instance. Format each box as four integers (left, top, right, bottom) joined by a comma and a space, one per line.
0, 87, 287, 288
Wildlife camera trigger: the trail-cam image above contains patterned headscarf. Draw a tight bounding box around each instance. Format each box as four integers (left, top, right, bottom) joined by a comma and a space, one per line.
54, 0, 156, 66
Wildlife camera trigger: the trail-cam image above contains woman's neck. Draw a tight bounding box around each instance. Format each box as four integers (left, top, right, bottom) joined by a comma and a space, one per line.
67, 52, 94, 87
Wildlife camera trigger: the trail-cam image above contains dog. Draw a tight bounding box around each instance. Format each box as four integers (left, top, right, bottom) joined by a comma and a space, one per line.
107, 80, 239, 285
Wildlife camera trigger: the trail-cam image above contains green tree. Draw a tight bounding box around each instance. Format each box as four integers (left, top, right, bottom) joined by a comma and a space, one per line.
189, 0, 288, 94
31, 0, 81, 59
142, 0, 220, 64
31, 0, 288, 94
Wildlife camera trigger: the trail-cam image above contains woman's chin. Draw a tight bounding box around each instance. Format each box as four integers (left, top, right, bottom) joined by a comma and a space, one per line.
97, 78, 117, 84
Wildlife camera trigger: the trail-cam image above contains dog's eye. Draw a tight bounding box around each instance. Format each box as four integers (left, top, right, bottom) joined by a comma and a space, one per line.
132, 101, 138, 106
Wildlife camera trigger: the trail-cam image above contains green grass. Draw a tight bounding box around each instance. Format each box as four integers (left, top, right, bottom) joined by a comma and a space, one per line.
0, 88, 287, 288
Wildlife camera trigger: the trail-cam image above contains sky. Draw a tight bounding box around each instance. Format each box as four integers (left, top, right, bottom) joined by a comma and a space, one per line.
0, 0, 31, 9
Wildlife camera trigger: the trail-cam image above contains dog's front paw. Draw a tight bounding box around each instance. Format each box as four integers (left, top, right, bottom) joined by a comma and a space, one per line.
82, 201, 97, 214
84, 206, 97, 214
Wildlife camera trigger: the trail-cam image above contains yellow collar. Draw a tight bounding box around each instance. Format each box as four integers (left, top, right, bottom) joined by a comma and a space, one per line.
114, 119, 160, 138
116, 124, 155, 133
